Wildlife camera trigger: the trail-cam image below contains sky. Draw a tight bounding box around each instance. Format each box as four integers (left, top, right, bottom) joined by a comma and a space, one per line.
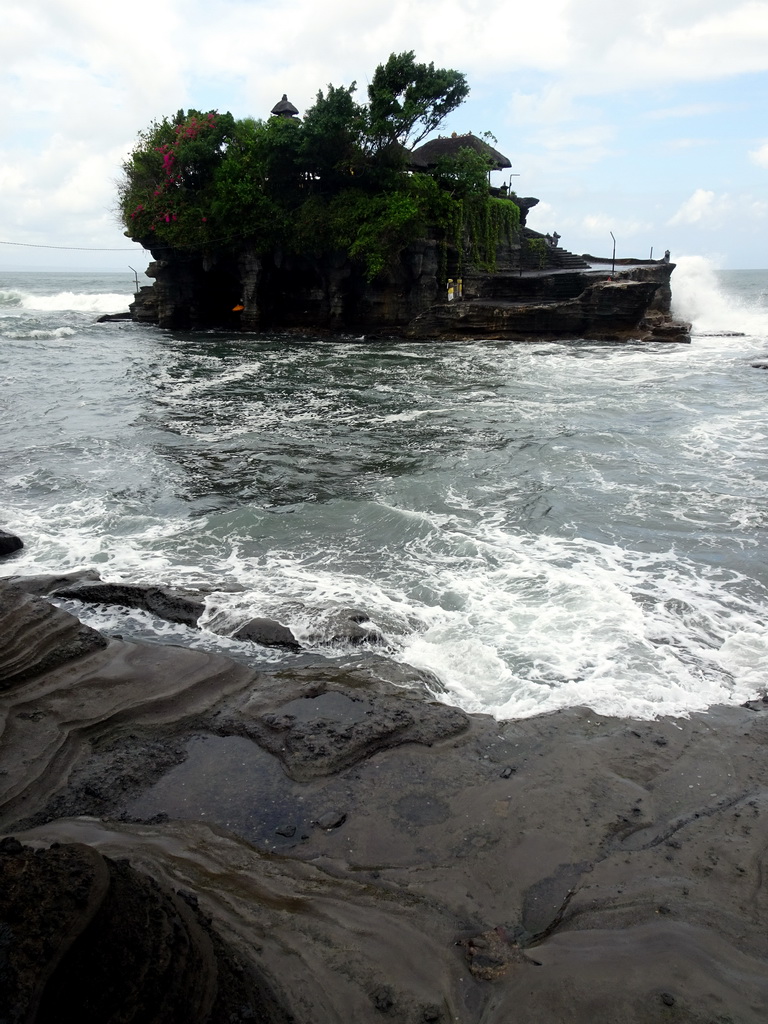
2, 0, 768, 271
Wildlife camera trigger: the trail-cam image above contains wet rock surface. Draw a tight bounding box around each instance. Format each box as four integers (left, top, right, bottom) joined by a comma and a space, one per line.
408, 265, 691, 343
214, 679, 469, 780
232, 616, 300, 648
0, 584, 108, 688
0, 839, 288, 1024
0, 530, 23, 558
53, 579, 206, 627
2, 580, 768, 1022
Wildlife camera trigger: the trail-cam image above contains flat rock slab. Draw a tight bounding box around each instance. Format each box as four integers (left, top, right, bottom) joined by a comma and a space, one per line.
215, 684, 469, 780
4, 587, 768, 1022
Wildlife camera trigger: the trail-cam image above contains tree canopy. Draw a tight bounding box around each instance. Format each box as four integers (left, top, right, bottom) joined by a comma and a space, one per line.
365, 51, 469, 152
118, 53, 517, 279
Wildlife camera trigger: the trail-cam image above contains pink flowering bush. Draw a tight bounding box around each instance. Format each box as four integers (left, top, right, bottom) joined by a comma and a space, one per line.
119, 109, 234, 247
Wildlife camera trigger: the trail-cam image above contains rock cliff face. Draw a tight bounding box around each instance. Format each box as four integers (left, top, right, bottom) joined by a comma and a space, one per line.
131, 236, 443, 335
129, 233, 690, 342
410, 263, 690, 343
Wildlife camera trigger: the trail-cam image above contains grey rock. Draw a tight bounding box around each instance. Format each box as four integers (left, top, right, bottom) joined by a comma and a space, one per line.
313, 811, 346, 830
53, 580, 205, 627
232, 617, 300, 649
0, 584, 108, 688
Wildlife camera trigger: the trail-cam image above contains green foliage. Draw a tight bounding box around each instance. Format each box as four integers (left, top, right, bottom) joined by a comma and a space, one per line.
366, 51, 469, 151
118, 54, 517, 281
464, 196, 521, 272
431, 146, 493, 199
300, 83, 367, 190
527, 237, 549, 269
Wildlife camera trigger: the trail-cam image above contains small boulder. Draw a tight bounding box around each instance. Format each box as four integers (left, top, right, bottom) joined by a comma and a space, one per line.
232, 617, 300, 650
313, 810, 347, 831
0, 529, 23, 558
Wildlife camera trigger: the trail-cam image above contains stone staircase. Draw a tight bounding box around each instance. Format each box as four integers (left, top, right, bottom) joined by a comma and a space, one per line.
548, 246, 591, 270
519, 230, 590, 271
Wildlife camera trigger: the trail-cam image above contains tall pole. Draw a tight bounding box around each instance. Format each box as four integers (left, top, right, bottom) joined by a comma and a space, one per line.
610, 232, 616, 276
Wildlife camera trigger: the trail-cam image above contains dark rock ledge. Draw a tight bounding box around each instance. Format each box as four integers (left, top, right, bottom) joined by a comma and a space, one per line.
12, 568, 385, 651
1, 576, 768, 1023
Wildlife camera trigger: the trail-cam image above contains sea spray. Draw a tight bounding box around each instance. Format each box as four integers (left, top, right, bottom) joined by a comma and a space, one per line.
672, 256, 768, 336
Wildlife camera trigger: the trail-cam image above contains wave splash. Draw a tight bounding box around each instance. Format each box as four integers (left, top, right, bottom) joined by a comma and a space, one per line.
17, 290, 132, 313
0, 288, 131, 314
672, 256, 768, 336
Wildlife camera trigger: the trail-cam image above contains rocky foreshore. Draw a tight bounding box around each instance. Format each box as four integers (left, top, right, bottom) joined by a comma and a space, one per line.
1, 560, 767, 1023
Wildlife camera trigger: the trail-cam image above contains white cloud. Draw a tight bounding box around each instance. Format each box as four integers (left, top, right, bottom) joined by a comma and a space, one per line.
644, 102, 730, 120
749, 141, 768, 167
580, 213, 653, 237
5, 0, 768, 267
561, 0, 768, 91
668, 189, 768, 228
668, 188, 717, 225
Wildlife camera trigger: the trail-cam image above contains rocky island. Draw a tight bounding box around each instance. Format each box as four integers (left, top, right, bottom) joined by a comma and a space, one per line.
120, 54, 689, 343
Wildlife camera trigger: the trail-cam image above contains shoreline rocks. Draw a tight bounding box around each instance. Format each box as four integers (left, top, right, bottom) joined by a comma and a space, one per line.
0, 839, 288, 1023
1, 577, 767, 1022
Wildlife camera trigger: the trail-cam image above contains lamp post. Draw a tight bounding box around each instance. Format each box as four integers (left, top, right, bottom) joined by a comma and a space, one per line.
610, 232, 616, 276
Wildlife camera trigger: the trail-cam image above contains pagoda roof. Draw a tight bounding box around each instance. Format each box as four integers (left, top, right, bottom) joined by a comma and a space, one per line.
271, 94, 299, 117
409, 133, 511, 171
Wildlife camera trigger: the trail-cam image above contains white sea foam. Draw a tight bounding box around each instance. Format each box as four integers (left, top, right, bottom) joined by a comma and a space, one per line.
4, 479, 765, 720
1, 326, 77, 340
14, 290, 132, 314
0, 288, 24, 308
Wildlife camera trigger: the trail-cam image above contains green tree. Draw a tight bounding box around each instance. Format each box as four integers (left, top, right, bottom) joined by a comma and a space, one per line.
430, 146, 494, 199
366, 51, 469, 152
300, 83, 367, 191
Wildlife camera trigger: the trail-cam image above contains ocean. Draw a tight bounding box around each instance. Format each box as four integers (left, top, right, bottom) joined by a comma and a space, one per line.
1, 258, 766, 721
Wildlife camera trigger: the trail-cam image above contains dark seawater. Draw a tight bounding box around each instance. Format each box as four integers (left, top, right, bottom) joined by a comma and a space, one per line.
1, 260, 767, 719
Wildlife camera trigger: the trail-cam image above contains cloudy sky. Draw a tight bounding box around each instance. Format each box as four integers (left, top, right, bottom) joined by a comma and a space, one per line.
3, 0, 768, 270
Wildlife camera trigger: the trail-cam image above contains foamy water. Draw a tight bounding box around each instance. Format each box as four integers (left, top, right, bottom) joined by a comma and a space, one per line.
1, 263, 767, 720
0, 286, 132, 314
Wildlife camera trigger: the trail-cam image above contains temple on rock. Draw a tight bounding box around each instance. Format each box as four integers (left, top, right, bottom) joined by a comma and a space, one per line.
123, 70, 689, 343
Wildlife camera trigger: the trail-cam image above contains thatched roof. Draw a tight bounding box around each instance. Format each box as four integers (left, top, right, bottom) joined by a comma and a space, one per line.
409, 133, 511, 171
271, 94, 299, 118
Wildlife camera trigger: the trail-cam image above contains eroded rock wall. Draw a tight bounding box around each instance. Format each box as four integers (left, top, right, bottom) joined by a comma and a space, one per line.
130, 236, 443, 333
